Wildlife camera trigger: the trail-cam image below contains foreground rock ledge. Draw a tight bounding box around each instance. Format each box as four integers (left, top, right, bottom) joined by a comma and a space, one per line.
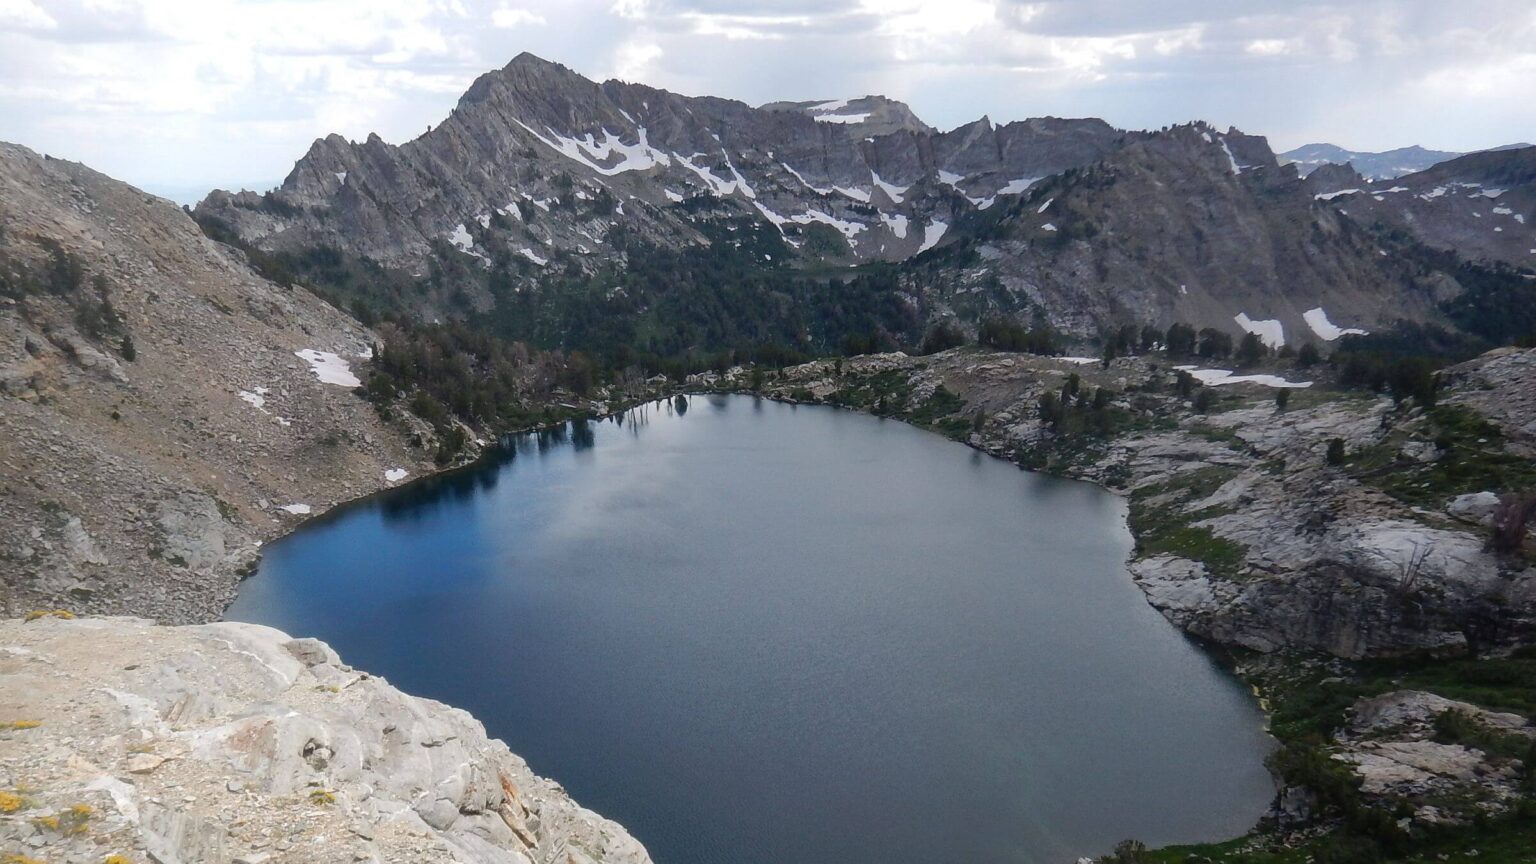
0, 615, 652, 864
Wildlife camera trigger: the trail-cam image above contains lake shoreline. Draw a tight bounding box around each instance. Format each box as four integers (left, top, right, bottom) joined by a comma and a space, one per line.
227, 391, 1278, 863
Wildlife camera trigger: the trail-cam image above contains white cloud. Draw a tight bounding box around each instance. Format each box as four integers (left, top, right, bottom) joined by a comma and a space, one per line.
0, 0, 1530, 197
492, 5, 546, 27
0, 0, 55, 30
1244, 38, 1289, 56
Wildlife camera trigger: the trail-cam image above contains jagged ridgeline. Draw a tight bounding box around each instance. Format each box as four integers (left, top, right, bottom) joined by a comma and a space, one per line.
193, 53, 1536, 367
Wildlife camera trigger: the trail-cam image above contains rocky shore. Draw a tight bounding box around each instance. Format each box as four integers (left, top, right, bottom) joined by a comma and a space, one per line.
0, 614, 653, 864
723, 345, 1536, 847
740, 346, 1536, 660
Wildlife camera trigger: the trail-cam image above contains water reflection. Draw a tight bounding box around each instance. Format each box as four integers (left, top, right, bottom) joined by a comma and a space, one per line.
228, 396, 1274, 864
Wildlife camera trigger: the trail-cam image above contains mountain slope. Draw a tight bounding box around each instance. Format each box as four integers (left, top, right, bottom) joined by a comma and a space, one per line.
193, 53, 1123, 280
1306, 146, 1536, 270
1280, 143, 1465, 180
912, 123, 1430, 344
0, 142, 432, 622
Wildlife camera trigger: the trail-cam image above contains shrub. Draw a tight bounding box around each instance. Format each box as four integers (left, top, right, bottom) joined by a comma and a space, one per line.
1326, 438, 1347, 466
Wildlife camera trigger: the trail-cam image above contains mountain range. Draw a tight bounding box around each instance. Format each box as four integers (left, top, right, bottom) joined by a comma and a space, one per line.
1279, 142, 1534, 181
179, 53, 1533, 359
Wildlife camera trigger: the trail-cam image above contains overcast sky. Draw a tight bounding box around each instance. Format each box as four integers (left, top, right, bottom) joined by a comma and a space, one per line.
2, 0, 1533, 201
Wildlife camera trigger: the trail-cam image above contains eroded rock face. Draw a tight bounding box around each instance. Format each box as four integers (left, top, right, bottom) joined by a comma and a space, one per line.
0, 616, 652, 864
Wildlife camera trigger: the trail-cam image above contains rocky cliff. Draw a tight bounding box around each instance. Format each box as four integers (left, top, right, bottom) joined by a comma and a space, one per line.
0, 614, 651, 864
0, 142, 435, 623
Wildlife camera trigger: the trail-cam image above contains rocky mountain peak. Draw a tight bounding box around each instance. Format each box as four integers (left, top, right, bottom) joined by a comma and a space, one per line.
760, 94, 932, 139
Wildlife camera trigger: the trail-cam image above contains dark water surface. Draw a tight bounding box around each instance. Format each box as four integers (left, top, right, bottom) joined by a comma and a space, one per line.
227, 395, 1274, 864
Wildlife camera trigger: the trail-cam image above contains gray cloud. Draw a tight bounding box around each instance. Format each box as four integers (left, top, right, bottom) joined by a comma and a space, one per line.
0, 0, 1530, 198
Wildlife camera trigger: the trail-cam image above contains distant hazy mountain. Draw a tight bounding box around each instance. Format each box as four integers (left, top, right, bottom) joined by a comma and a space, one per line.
1280, 142, 1534, 181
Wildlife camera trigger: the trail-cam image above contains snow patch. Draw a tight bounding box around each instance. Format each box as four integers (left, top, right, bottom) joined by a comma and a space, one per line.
281, 504, 312, 515
1041, 223, 1058, 232
664, 189, 684, 203
1234, 313, 1285, 349
918, 220, 948, 253
519, 248, 549, 266
295, 349, 361, 388
999, 177, 1040, 196
1303, 307, 1368, 341
871, 173, 908, 204
676, 151, 757, 199
1220, 139, 1244, 175
1037, 197, 1054, 214
880, 212, 910, 239
514, 121, 670, 177
791, 209, 866, 241
1174, 366, 1312, 389
780, 162, 833, 195
384, 468, 408, 483
815, 112, 872, 124
448, 224, 474, 253
1059, 357, 1102, 365
334, 171, 347, 184
1315, 189, 1360, 201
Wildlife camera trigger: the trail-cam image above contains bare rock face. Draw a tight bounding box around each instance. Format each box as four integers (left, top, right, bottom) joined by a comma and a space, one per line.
1331, 690, 1533, 827
0, 615, 652, 864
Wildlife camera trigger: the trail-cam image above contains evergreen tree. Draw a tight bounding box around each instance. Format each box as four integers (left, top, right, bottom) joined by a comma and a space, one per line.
1164, 323, 1197, 357
1236, 332, 1266, 367
1326, 438, 1347, 466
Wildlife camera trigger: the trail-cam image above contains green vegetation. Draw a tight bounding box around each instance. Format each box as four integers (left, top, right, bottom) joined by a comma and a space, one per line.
1127, 466, 1248, 579
1125, 648, 1536, 863
1346, 405, 1536, 511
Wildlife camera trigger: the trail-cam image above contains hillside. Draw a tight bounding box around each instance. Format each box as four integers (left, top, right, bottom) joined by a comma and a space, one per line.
0, 142, 437, 623
1305, 146, 1536, 271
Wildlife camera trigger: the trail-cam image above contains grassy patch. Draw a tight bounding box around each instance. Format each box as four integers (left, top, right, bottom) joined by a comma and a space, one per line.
1128, 467, 1249, 579
1186, 422, 1251, 452
1351, 404, 1536, 512
906, 384, 966, 427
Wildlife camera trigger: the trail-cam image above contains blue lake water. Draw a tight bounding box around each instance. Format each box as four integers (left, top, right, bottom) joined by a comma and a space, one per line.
226, 395, 1274, 863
